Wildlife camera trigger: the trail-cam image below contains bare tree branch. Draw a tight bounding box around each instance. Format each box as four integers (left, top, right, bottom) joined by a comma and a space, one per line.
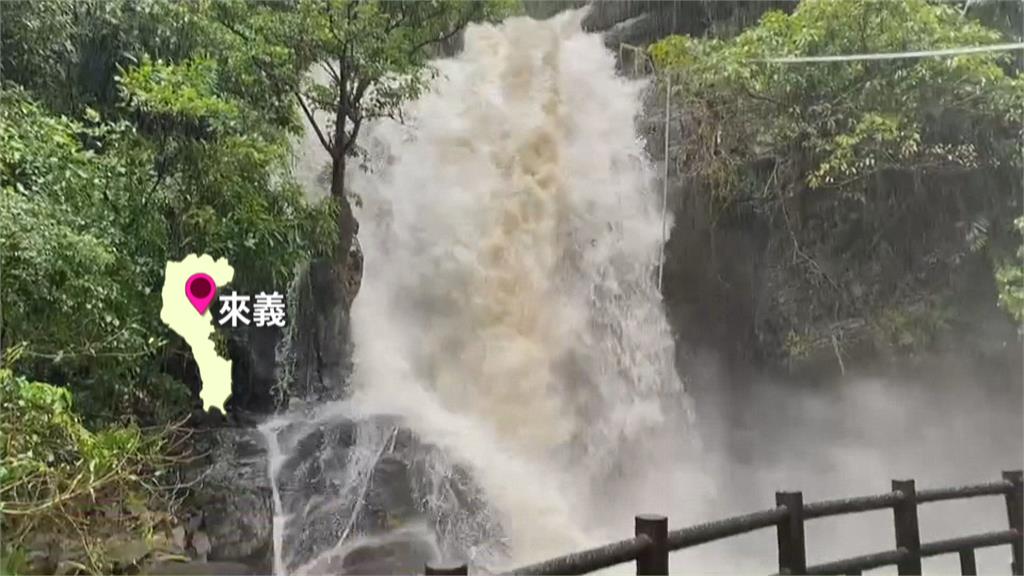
296, 92, 332, 154
344, 114, 363, 156
407, 4, 480, 57
408, 16, 471, 57
319, 61, 340, 85
384, 3, 410, 34
213, 11, 335, 157
345, 77, 371, 124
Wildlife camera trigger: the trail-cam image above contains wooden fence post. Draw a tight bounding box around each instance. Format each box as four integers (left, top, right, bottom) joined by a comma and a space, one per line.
635, 514, 669, 576
892, 479, 922, 575
1003, 470, 1023, 576
958, 549, 977, 576
425, 563, 468, 575
776, 491, 806, 575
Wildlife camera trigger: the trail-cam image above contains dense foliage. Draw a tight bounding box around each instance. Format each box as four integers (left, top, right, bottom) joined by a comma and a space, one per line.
651, 0, 1023, 363
2, 90, 173, 423
996, 216, 1024, 322
2, 0, 515, 571
2, 84, 336, 417
0, 369, 183, 575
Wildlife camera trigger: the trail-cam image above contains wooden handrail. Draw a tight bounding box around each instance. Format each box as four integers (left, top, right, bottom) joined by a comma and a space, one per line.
917, 480, 1014, 503
801, 529, 1021, 575
666, 506, 788, 549
920, 529, 1021, 557
442, 470, 1024, 576
805, 548, 910, 575
803, 490, 904, 519
425, 563, 468, 575
503, 535, 653, 575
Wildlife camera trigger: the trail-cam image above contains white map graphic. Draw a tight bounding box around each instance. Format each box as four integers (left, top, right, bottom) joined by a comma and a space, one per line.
160, 254, 234, 412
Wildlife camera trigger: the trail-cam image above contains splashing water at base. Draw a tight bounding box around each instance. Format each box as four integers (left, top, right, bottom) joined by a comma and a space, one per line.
259, 416, 291, 576
346, 9, 697, 568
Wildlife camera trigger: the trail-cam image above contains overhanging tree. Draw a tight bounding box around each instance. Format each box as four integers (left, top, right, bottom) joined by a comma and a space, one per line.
208, 0, 516, 294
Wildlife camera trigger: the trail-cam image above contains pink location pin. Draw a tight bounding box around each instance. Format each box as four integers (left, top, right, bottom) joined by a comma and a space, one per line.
185, 273, 216, 315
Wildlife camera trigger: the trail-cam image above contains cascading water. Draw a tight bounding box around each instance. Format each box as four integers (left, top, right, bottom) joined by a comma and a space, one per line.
262, 9, 701, 575
349, 7, 699, 564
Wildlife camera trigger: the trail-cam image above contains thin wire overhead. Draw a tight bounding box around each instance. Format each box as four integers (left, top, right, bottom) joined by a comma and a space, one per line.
757, 42, 1024, 63
643, 30, 1024, 297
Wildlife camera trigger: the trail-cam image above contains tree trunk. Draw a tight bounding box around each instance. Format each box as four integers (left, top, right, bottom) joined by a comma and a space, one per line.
330, 150, 359, 305
290, 146, 361, 401
284, 102, 364, 401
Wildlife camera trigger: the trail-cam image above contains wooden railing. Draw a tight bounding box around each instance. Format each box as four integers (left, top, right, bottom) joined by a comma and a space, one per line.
423, 470, 1023, 575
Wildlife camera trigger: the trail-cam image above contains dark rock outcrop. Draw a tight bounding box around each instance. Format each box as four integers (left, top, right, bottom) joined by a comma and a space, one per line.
524, 0, 793, 46
287, 238, 363, 404
249, 410, 503, 574
184, 428, 274, 574
226, 324, 280, 414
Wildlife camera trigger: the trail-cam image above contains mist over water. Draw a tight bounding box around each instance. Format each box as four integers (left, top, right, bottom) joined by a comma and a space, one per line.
674, 354, 1023, 574
270, 9, 1023, 575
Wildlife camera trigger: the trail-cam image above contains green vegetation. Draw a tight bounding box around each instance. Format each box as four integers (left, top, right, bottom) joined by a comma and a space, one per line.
2, 0, 509, 571
0, 369, 184, 575
996, 216, 1024, 323
651, 0, 1023, 364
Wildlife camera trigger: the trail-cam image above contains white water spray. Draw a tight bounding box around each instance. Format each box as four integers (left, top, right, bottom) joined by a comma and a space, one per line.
347, 10, 695, 567
259, 416, 291, 576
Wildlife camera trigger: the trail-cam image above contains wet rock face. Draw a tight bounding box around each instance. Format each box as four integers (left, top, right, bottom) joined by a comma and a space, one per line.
182, 236, 365, 573
297, 525, 440, 576
254, 410, 503, 574
339, 533, 437, 575
361, 456, 418, 530
227, 325, 279, 414
186, 428, 274, 573
224, 233, 363, 414
287, 247, 361, 404
275, 416, 414, 572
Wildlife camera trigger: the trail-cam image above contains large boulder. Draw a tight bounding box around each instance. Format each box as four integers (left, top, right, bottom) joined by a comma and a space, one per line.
248, 412, 504, 574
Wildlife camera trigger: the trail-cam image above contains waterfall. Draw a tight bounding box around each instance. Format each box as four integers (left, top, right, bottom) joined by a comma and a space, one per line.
349, 8, 694, 566
262, 9, 699, 575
